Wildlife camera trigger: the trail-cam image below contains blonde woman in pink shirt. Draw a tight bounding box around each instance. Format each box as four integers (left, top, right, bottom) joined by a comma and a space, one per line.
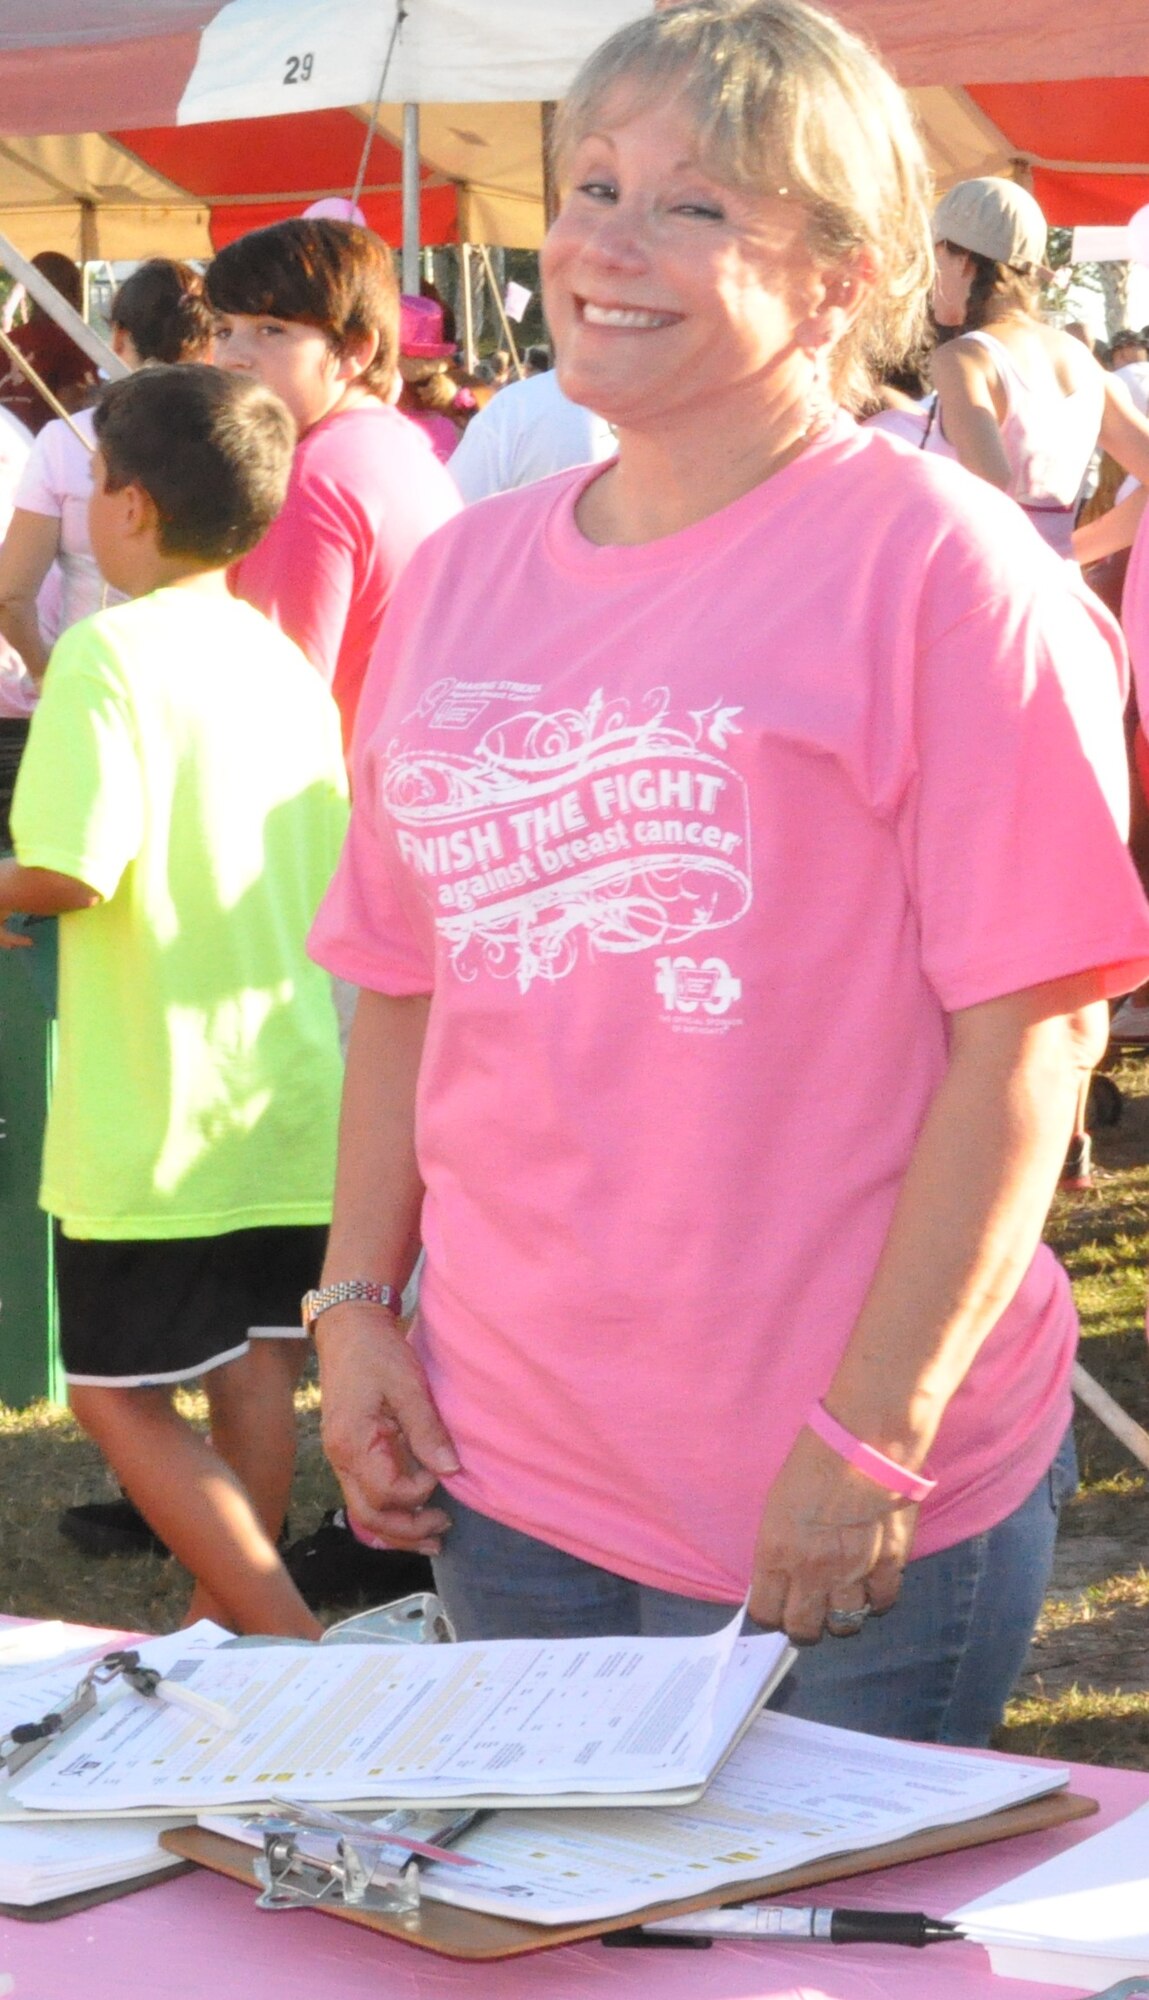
307, 0, 1149, 1743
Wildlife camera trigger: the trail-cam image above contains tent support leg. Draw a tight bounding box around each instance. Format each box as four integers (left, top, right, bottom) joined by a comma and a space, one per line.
0, 324, 90, 442
478, 242, 524, 379
460, 244, 476, 373
1072, 1359, 1149, 1475
402, 102, 421, 295
0, 231, 125, 382
541, 103, 559, 229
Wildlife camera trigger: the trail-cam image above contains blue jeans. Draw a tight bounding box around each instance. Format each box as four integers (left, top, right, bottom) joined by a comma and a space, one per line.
432, 1429, 1077, 1748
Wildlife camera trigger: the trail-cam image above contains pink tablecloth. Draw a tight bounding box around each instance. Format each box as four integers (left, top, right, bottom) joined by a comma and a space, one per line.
4, 1760, 1146, 2000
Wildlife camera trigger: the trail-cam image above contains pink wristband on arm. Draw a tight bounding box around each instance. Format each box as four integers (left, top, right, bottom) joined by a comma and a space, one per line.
805, 1400, 936, 1503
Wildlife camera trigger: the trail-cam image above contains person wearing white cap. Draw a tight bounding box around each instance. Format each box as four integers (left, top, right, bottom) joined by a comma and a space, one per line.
929, 180, 1149, 1125
927, 176, 1149, 562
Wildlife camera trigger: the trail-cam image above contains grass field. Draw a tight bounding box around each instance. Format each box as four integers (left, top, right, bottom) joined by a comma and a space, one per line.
995, 1050, 1149, 1768
1, 1056, 1147, 1768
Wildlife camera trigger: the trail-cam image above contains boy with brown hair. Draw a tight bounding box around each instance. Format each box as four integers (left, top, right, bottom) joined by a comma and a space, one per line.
0, 364, 348, 1635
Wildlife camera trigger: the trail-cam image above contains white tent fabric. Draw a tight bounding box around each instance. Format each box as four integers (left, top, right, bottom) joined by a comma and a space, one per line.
177, 0, 645, 124
0, 2, 650, 257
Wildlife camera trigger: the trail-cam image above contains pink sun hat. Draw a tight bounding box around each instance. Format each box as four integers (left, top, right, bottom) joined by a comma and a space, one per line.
302, 197, 368, 226
400, 293, 455, 358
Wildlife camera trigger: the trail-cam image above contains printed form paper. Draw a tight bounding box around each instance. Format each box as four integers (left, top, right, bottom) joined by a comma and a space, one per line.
406, 1709, 1070, 1923
952, 1797, 1149, 1981
0, 1621, 230, 1753
205, 1708, 1069, 1926
13, 1610, 784, 1814
0, 1622, 231, 1826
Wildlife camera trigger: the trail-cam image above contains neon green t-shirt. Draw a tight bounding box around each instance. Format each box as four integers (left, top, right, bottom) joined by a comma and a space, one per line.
12, 584, 349, 1239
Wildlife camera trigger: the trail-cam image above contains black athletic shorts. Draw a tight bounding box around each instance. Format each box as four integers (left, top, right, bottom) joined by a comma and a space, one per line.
56, 1225, 328, 1387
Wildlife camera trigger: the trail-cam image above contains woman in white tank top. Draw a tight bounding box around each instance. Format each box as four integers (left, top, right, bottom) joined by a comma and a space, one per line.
926, 177, 1149, 561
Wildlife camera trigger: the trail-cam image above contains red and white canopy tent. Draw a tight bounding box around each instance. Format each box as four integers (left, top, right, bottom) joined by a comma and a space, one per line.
0, 0, 1147, 266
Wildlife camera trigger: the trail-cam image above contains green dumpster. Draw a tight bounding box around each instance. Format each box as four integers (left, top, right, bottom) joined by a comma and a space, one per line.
0, 719, 63, 1408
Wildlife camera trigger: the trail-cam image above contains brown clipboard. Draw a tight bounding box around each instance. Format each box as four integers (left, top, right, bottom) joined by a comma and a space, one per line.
161, 1787, 1097, 1962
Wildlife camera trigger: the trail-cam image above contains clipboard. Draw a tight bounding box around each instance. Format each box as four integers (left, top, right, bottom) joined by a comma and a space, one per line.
162, 1787, 1097, 1962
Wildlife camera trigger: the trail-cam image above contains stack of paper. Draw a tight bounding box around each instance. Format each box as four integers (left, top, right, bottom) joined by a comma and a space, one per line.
0, 1621, 228, 1904
10, 1610, 791, 1815
202, 1708, 1071, 1927
0, 1820, 187, 1907
952, 1800, 1149, 1987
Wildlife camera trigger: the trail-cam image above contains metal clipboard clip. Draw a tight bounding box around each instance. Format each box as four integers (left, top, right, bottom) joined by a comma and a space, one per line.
0, 1677, 98, 1777
248, 1799, 488, 1917
0, 1646, 161, 1778
255, 1823, 420, 1917
1, 1645, 238, 1780
219, 1593, 457, 1657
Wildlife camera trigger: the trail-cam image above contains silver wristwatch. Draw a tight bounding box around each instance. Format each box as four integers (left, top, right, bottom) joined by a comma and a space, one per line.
301, 1280, 404, 1336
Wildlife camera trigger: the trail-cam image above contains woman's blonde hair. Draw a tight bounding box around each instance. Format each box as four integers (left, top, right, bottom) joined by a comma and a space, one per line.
552, 0, 933, 413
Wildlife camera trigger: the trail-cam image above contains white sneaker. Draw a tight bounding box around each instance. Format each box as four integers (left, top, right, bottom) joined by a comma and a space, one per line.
1109, 998, 1149, 1044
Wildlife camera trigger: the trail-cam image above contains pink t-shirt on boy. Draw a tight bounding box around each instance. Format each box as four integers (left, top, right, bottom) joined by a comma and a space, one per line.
232, 399, 460, 751
312, 415, 1149, 1604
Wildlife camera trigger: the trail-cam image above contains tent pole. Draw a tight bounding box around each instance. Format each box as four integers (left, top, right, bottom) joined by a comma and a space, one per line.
460, 244, 476, 373
402, 103, 421, 295
1073, 1361, 1149, 1475
478, 243, 524, 379
541, 104, 559, 229
0, 325, 93, 446
0, 231, 125, 382
79, 199, 98, 269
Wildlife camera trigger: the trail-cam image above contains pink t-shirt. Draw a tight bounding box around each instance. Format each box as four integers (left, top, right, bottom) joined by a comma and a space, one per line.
232, 400, 460, 752
404, 408, 460, 465
312, 416, 1149, 1603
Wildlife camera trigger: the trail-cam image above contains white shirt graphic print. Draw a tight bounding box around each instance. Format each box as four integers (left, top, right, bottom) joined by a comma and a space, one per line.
383, 684, 751, 997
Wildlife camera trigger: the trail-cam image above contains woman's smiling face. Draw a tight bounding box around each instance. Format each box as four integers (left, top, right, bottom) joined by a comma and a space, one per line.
542, 92, 829, 438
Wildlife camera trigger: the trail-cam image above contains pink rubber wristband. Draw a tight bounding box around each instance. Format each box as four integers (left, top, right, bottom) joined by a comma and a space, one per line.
805, 1401, 936, 1502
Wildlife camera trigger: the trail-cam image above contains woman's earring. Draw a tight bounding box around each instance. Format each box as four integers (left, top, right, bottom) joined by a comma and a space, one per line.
803, 351, 833, 434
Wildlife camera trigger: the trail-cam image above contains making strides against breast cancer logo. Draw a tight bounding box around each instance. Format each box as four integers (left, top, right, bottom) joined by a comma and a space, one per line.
382, 687, 753, 996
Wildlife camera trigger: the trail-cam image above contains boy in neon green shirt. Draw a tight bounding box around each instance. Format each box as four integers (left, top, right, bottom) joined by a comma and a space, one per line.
0, 365, 348, 1637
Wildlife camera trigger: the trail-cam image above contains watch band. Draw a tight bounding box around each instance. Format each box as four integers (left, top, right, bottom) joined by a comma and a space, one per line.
301, 1280, 404, 1336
